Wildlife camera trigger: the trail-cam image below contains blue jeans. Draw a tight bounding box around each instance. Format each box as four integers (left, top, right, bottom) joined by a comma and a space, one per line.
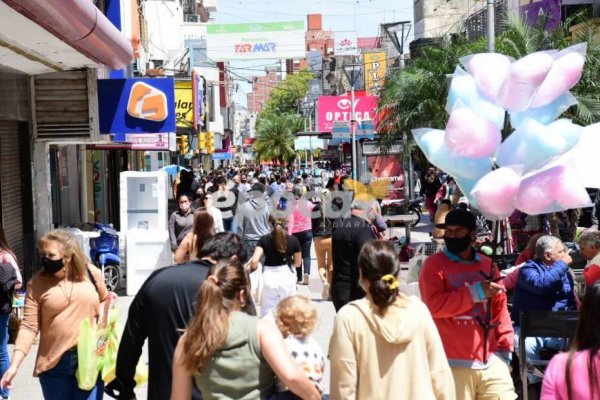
0, 314, 9, 399
514, 326, 568, 384
38, 349, 103, 400
292, 230, 313, 280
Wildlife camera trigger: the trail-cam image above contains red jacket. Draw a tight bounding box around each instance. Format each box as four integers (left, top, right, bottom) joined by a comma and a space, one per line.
419, 250, 514, 367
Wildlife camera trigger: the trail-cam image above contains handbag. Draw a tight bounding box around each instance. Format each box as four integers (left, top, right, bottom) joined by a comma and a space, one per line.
245, 261, 263, 306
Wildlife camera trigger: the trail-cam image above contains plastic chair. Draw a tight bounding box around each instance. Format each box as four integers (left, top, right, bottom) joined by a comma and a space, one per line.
519, 310, 579, 400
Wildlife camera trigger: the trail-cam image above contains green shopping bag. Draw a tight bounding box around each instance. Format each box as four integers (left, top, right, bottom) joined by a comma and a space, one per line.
76, 317, 100, 391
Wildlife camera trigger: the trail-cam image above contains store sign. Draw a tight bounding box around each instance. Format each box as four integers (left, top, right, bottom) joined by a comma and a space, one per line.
364, 52, 387, 95
317, 95, 378, 133
368, 155, 405, 200
125, 133, 171, 150
175, 80, 193, 128
98, 78, 175, 139
212, 152, 233, 160
207, 21, 305, 60
334, 31, 358, 55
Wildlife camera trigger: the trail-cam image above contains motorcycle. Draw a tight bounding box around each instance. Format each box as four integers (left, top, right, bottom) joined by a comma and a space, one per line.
89, 223, 122, 292
397, 196, 424, 228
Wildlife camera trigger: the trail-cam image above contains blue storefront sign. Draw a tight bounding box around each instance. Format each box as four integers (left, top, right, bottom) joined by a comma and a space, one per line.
212, 152, 233, 160
98, 78, 176, 141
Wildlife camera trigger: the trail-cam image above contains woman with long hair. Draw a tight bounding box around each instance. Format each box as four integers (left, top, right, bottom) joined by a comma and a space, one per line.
168, 193, 194, 252
329, 240, 454, 399
249, 217, 301, 318
287, 186, 314, 285
171, 262, 320, 400
0, 230, 110, 399
0, 226, 22, 400
541, 281, 600, 400
175, 208, 216, 263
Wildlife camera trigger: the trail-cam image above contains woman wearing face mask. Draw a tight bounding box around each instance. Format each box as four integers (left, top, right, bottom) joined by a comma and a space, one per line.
168, 194, 195, 252
0, 230, 110, 399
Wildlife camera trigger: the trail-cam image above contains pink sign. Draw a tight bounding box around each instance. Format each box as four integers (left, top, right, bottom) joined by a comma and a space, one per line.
125, 133, 170, 150
317, 95, 378, 132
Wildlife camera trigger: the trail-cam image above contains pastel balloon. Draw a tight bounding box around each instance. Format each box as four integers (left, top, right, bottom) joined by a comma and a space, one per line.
462, 53, 513, 101
445, 106, 501, 157
497, 51, 555, 112
510, 92, 577, 129
471, 168, 521, 220
446, 67, 479, 112
530, 43, 587, 108
496, 118, 581, 172
515, 169, 556, 214
454, 177, 480, 208
412, 128, 445, 158
443, 155, 493, 181
552, 166, 592, 209
471, 100, 506, 129
569, 122, 600, 188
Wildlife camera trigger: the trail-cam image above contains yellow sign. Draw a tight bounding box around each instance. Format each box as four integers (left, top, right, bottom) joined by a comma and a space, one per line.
364, 52, 387, 95
174, 80, 193, 128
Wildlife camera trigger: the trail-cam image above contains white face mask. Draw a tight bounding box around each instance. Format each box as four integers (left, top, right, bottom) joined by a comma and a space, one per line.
180, 203, 190, 212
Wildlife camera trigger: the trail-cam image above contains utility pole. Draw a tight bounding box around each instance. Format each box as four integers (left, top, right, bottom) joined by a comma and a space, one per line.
487, 0, 495, 53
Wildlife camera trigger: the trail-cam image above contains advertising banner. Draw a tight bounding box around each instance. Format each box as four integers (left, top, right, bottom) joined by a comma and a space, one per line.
364, 52, 387, 95
368, 155, 405, 200
207, 21, 305, 61
334, 31, 358, 55
317, 95, 378, 133
519, 0, 561, 29
98, 78, 175, 139
175, 80, 193, 128
125, 133, 171, 150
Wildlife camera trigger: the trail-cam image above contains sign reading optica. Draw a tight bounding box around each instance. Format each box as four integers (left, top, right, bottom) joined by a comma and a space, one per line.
364, 52, 387, 95
98, 78, 175, 139
317, 95, 378, 133
206, 21, 305, 61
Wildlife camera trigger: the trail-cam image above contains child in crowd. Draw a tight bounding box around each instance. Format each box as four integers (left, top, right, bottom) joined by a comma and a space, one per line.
271, 295, 325, 400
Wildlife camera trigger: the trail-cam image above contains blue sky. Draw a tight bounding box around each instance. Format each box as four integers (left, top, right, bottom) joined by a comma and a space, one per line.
212, 0, 414, 106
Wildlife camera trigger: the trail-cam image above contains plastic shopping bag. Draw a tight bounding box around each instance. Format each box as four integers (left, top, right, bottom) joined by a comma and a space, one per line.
248, 262, 263, 306
76, 317, 100, 391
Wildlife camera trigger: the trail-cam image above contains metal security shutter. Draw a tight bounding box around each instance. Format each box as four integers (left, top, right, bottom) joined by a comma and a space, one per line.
33, 70, 99, 140
0, 120, 24, 266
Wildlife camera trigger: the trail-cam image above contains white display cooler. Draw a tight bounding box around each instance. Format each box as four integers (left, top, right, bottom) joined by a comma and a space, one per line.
120, 171, 172, 296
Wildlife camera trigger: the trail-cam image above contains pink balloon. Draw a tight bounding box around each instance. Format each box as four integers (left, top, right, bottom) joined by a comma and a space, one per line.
444, 107, 501, 157
530, 46, 586, 108
471, 168, 521, 220
515, 168, 557, 214
552, 166, 592, 209
497, 51, 555, 112
463, 53, 513, 101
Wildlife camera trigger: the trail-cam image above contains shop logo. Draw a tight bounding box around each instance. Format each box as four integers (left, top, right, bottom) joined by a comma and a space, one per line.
339, 38, 352, 46
127, 82, 168, 122
337, 98, 359, 109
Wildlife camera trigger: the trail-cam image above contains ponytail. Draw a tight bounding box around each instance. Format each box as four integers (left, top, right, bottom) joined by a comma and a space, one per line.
181, 262, 248, 371
270, 216, 288, 254
358, 240, 401, 315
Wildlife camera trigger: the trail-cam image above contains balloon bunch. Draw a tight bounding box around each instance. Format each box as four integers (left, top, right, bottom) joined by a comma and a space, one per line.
412, 42, 600, 220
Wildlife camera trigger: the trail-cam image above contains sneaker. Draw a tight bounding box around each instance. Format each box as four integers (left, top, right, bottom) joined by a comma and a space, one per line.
322, 282, 330, 300
303, 273, 309, 285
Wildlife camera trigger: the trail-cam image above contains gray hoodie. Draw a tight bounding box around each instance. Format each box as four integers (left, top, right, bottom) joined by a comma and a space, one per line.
236, 195, 272, 241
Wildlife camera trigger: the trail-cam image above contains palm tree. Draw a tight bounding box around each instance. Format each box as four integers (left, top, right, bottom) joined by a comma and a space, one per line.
253, 113, 303, 167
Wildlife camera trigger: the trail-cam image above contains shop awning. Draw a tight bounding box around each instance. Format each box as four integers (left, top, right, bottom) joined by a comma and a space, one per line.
329, 120, 376, 145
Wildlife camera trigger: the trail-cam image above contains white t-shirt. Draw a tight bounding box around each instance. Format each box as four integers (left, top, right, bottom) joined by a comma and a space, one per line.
276, 334, 325, 392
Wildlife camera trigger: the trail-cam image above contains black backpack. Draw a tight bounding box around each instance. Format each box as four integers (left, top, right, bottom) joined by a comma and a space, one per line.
0, 263, 18, 314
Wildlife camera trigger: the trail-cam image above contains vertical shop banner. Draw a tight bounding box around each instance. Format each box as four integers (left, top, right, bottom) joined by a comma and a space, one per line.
520, 0, 561, 29
192, 70, 205, 130
175, 80, 193, 128
369, 155, 405, 200
207, 21, 306, 60
364, 52, 387, 95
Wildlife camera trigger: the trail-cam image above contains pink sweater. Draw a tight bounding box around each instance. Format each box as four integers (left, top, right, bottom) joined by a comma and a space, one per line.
287, 200, 314, 234
542, 350, 600, 400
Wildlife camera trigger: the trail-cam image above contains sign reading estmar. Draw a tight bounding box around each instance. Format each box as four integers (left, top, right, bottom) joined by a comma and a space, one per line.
207, 21, 305, 61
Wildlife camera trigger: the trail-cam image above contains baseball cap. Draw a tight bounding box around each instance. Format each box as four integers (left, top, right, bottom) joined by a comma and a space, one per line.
458, 196, 469, 205
437, 209, 476, 229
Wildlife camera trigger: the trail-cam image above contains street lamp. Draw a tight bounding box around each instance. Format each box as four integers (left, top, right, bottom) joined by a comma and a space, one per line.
342, 63, 362, 180
382, 21, 411, 67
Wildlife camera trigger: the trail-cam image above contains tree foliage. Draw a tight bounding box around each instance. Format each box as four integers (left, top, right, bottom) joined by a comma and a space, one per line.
260, 69, 314, 118
253, 113, 304, 166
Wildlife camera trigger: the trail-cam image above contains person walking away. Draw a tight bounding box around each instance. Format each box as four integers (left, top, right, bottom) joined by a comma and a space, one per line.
212, 176, 239, 232
1, 230, 109, 399
418, 209, 516, 400
249, 217, 301, 318
237, 183, 273, 261
331, 201, 377, 312
541, 280, 600, 400
0, 226, 21, 400
174, 209, 216, 263
105, 233, 250, 400
171, 263, 321, 400
311, 196, 334, 300
168, 194, 194, 252
271, 295, 325, 400
287, 187, 314, 285
330, 240, 455, 400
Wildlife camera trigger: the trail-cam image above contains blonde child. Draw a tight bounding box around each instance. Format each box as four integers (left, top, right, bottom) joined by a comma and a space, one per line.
271, 295, 325, 400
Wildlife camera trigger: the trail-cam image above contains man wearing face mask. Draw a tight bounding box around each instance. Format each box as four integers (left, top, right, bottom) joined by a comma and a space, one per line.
419, 209, 516, 400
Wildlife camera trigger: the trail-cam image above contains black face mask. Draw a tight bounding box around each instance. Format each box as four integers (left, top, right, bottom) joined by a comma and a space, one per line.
444, 234, 472, 254
41, 257, 64, 274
